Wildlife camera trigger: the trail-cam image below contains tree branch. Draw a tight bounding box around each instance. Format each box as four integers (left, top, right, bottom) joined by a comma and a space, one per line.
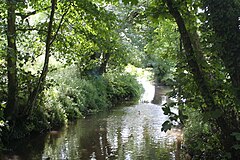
166, 0, 216, 110
17, 28, 47, 33
50, 2, 72, 45
26, 0, 57, 116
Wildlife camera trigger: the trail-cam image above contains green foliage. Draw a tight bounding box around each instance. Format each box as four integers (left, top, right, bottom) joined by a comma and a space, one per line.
104, 72, 143, 104
43, 91, 68, 129
2, 96, 67, 139
0, 102, 6, 148
46, 66, 143, 118
50, 66, 143, 114
183, 109, 225, 160
51, 67, 108, 116
143, 0, 240, 158
1, 0, 238, 158
0, 65, 142, 140
143, 19, 179, 85
26, 106, 50, 134
231, 132, 240, 150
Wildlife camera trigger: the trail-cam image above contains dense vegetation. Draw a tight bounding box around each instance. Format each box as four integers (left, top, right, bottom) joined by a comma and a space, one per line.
144, 0, 240, 159
0, 0, 143, 145
1, 0, 240, 159
3, 65, 143, 140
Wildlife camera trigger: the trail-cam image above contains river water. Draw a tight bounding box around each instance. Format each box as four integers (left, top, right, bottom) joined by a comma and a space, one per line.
1, 81, 181, 160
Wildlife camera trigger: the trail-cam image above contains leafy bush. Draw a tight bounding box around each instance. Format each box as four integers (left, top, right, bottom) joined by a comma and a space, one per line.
50, 66, 143, 117
104, 72, 143, 105
43, 87, 68, 129
81, 77, 110, 113
183, 109, 224, 160
46, 105, 67, 129
53, 67, 110, 115
1, 66, 143, 140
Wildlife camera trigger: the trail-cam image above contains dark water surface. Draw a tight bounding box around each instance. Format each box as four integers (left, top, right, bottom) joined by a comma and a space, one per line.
1, 86, 181, 160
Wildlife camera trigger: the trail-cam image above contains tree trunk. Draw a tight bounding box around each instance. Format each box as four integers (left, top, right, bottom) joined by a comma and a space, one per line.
99, 52, 111, 75
166, 0, 215, 109
26, 0, 57, 115
5, 0, 18, 121
166, 0, 240, 158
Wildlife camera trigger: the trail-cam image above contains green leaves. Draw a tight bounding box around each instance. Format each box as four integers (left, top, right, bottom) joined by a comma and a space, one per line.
105, 0, 138, 5
231, 132, 240, 150
202, 109, 223, 121
161, 120, 172, 132
231, 132, 240, 141
123, 0, 138, 5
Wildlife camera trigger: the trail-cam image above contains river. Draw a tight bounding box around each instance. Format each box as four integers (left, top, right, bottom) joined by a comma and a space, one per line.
1, 81, 181, 160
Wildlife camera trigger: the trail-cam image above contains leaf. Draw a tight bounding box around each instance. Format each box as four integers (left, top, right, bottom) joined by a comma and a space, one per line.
203, 109, 223, 121
122, 0, 138, 5
231, 132, 240, 141
162, 106, 171, 115
211, 109, 223, 119
232, 145, 240, 150
169, 115, 177, 121
10, 38, 15, 44
161, 120, 172, 132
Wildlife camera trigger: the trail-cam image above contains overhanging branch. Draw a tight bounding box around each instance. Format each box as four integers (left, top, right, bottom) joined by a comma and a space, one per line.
17, 28, 47, 33
50, 2, 72, 45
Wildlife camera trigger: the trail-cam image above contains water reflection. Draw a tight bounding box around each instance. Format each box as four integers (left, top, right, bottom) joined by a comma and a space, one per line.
1, 86, 180, 160
152, 86, 171, 105
40, 103, 175, 160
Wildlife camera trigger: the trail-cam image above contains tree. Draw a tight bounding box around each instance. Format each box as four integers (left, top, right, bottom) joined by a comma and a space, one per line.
5, 0, 18, 122
1, 0, 136, 135
25, 0, 57, 116
203, 0, 240, 104
134, 0, 240, 158
163, 0, 240, 158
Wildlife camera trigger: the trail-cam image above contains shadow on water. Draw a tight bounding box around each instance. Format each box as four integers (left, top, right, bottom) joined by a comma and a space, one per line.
1, 85, 182, 160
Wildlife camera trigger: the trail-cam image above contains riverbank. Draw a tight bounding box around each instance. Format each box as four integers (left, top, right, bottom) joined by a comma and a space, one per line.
1, 86, 179, 160
1, 67, 143, 146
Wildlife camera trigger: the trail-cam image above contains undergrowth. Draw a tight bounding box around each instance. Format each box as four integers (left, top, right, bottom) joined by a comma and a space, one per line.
4, 66, 143, 139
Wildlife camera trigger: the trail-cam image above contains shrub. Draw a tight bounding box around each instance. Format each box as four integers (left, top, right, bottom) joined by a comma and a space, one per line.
104, 72, 143, 105
50, 66, 142, 116
46, 104, 67, 129
40, 87, 68, 130
183, 109, 224, 159
7, 66, 143, 138
55, 74, 109, 115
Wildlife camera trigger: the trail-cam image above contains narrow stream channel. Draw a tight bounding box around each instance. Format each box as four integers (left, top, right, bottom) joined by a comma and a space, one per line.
1, 81, 181, 160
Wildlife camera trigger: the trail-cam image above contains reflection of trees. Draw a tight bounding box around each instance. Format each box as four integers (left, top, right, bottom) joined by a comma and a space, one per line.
152, 86, 170, 105
43, 115, 113, 160
152, 86, 163, 104
1, 134, 46, 160
43, 128, 68, 159
2, 103, 175, 160
41, 95, 173, 160
75, 118, 112, 160
106, 104, 172, 160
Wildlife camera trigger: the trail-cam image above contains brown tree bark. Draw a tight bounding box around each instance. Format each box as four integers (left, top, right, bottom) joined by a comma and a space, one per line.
5, 0, 18, 121
99, 52, 111, 75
